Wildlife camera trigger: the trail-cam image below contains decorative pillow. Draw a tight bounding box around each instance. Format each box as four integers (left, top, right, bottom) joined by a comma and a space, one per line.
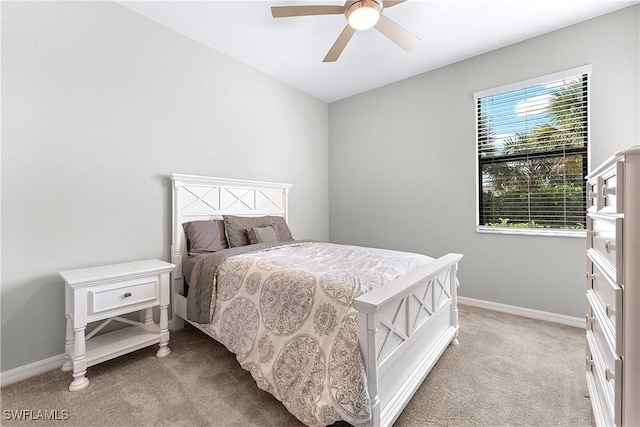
182, 220, 228, 253
247, 224, 280, 244
269, 216, 294, 241
223, 215, 274, 247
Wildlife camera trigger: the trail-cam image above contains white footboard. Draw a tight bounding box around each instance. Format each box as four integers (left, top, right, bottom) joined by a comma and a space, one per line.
354, 253, 463, 427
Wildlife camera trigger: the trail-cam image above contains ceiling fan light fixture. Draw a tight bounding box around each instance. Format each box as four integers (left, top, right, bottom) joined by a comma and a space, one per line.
346, 0, 382, 30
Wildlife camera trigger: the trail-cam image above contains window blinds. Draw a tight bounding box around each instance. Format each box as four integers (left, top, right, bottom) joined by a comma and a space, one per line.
475, 69, 590, 231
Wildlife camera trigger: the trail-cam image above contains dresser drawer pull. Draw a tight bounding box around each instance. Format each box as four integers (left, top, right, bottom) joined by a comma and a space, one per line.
123, 292, 132, 298
605, 240, 616, 253
605, 368, 615, 381
586, 272, 596, 280
605, 304, 616, 317
586, 356, 593, 369
586, 315, 595, 330
601, 185, 616, 197
588, 190, 597, 200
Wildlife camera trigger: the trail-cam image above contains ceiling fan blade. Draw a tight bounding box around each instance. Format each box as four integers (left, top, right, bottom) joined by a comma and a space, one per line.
382, 1, 407, 8
323, 25, 357, 62
374, 14, 420, 52
271, 5, 344, 18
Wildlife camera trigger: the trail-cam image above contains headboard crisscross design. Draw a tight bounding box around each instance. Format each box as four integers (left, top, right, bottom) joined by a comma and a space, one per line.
182, 186, 221, 212
170, 174, 291, 278
179, 183, 288, 218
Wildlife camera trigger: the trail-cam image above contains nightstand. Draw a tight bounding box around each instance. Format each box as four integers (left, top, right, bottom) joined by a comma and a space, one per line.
60, 259, 175, 391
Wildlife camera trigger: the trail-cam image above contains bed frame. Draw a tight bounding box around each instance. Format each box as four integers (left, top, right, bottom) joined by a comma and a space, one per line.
169, 173, 463, 427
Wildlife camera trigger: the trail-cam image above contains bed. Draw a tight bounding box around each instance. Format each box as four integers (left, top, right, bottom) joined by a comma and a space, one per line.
169, 173, 463, 427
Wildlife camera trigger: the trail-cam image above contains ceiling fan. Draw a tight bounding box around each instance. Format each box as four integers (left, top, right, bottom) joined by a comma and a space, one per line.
271, 0, 420, 62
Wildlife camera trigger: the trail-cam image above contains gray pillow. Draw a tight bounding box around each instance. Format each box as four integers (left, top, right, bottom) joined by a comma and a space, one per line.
183, 220, 228, 253
247, 224, 279, 244
223, 215, 274, 247
270, 216, 294, 241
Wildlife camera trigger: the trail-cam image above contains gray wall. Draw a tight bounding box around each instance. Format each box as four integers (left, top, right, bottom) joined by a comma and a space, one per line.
2, 1, 638, 375
1, 1, 329, 372
329, 6, 639, 319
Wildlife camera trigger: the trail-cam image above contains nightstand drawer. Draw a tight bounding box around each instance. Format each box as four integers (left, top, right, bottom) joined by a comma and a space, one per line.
89, 278, 159, 315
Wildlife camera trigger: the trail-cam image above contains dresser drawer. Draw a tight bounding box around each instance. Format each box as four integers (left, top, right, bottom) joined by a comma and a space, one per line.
587, 297, 622, 394
586, 330, 622, 427
587, 290, 622, 355
88, 277, 160, 316
599, 161, 624, 214
587, 255, 623, 349
587, 215, 623, 281
586, 342, 615, 427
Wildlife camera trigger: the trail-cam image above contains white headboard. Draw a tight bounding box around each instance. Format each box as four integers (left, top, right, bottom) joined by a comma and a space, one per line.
170, 174, 291, 287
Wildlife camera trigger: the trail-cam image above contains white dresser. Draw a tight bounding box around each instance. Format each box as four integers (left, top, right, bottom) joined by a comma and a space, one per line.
585, 146, 639, 427
60, 259, 175, 391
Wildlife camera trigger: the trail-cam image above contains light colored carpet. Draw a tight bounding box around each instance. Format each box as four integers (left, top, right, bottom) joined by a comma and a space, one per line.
1, 305, 594, 426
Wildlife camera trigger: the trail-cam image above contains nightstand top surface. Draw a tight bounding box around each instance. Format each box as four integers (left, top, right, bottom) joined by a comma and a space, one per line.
60, 259, 175, 286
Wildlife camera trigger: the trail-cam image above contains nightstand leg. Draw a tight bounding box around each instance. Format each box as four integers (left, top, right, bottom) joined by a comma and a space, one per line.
62, 316, 73, 372
156, 304, 171, 358
69, 327, 89, 391
142, 307, 153, 324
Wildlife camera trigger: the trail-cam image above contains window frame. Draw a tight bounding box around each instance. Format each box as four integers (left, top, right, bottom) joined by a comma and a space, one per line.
474, 65, 592, 238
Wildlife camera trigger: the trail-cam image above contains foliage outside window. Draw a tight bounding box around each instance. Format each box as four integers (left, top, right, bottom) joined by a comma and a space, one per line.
475, 67, 590, 235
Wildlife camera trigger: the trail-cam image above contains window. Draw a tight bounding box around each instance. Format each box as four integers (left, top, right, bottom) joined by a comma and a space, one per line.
475, 66, 590, 236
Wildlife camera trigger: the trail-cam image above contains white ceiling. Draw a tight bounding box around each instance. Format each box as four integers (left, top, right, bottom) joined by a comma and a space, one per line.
118, 0, 638, 102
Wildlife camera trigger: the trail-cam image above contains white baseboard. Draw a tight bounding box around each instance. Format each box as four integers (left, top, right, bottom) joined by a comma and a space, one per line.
0, 354, 65, 388
458, 296, 585, 329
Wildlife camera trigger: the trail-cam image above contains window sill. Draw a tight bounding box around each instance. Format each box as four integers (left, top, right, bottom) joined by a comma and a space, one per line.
476, 226, 587, 238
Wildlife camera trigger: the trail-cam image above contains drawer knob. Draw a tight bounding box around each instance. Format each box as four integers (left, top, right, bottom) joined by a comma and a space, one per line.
605, 368, 615, 381
605, 240, 616, 253
586, 356, 593, 369
586, 315, 595, 330
602, 185, 616, 197
124, 292, 132, 298
606, 304, 616, 317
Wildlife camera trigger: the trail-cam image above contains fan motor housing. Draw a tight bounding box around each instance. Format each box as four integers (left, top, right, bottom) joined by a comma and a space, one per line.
345, 0, 383, 29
